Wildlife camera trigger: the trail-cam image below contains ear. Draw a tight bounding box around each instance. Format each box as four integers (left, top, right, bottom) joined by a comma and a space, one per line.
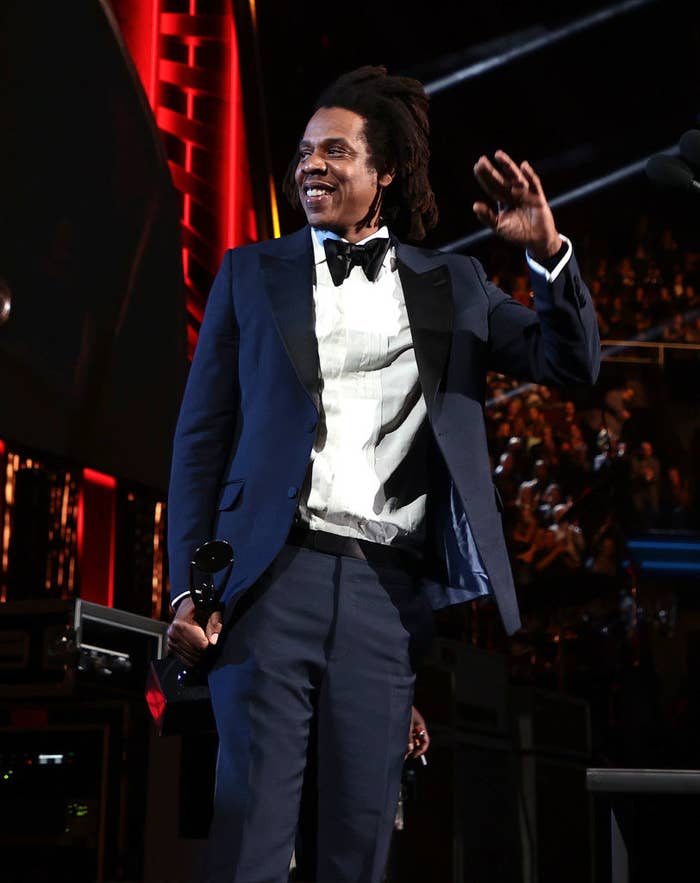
378, 169, 394, 188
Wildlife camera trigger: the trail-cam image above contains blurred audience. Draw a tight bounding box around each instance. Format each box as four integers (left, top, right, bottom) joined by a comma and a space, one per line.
482, 216, 699, 587
629, 441, 661, 529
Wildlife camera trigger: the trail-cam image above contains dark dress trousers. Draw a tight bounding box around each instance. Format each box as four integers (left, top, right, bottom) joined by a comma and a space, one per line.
166, 226, 600, 881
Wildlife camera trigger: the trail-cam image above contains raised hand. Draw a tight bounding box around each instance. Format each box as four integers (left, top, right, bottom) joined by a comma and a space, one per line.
473, 149, 562, 262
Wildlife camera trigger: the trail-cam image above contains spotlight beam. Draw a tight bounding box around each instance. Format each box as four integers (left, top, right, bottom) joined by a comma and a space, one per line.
425, 0, 658, 96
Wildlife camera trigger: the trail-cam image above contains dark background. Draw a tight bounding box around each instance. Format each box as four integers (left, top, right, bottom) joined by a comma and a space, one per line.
0, 0, 187, 493
255, 0, 700, 259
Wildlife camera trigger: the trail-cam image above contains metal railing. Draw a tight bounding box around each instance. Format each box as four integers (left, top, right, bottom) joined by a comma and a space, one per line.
601, 339, 700, 367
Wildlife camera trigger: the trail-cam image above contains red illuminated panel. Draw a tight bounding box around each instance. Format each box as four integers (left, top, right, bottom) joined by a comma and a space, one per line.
113, 0, 161, 108
116, 1, 260, 360
78, 469, 117, 607
144, 664, 167, 732
225, 15, 258, 251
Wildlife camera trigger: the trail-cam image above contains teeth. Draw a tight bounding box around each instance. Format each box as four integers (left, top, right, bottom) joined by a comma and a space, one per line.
306, 188, 329, 197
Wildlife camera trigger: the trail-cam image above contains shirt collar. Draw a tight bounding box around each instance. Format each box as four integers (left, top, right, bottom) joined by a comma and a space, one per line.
311, 225, 390, 262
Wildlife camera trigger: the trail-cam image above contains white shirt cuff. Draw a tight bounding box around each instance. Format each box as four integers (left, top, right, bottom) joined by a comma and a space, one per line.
526, 235, 572, 283
171, 591, 190, 611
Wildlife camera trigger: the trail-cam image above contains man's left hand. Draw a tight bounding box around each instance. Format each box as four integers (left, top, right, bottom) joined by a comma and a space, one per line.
472, 149, 562, 262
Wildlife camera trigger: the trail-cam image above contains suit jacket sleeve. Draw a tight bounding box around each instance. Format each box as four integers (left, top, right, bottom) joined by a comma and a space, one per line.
167, 249, 240, 603
473, 251, 601, 387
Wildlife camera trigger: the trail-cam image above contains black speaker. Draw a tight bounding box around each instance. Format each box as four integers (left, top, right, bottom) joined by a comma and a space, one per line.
0, 698, 151, 883
388, 725, 523, 883
143, 724, 216, 883
511, 686, 594, 883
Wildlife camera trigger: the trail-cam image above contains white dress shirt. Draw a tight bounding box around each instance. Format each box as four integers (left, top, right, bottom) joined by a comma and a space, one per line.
298, 228, 573, 548
298, 226, 428, 546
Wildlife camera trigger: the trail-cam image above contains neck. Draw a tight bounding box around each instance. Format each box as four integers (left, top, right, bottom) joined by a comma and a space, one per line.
347, 224, 381, 243
314, 222, 386, 244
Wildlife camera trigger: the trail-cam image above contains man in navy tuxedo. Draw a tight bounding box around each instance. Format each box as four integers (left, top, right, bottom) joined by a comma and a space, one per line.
166, 65, 600, 882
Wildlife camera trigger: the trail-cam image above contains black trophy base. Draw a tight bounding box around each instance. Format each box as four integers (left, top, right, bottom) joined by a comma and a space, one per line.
146, 656, 216, 736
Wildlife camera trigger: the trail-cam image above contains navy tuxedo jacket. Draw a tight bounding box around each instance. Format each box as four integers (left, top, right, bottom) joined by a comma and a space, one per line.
167, 226, 600, 636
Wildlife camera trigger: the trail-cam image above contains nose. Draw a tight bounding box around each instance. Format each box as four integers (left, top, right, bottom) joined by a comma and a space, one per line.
301, 151, 326, 174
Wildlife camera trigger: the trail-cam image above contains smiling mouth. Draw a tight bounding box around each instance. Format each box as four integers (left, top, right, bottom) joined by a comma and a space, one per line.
303, 183, 335, 203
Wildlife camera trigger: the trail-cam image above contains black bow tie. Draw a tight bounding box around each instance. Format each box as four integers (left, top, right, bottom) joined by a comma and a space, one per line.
322, 237, 391, 286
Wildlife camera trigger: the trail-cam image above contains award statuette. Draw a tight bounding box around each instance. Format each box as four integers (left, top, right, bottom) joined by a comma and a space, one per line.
145, 539, 234, 736
187, 539, 234, 629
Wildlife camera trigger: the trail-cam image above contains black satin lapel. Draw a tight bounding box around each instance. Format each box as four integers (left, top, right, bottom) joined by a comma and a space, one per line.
261, 251, 320, 413
399, 260, 453, 414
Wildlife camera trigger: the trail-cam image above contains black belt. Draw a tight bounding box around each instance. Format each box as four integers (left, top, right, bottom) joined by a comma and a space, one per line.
286, 525, 421, 572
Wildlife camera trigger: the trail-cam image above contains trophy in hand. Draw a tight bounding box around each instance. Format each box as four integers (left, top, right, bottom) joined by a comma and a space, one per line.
145, 538, 234, 735
189, 538, 235, 628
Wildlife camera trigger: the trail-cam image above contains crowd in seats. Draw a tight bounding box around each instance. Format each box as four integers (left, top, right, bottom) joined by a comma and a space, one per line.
486, 369, 698, 598
488, 377, 614, 593
590, 240, 700, 344
478, 217, 700, 607
461, 214, 700, 764
492, 220, 700, 344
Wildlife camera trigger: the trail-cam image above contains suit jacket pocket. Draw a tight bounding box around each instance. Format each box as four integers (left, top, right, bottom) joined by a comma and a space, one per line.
218, 479, 245, 511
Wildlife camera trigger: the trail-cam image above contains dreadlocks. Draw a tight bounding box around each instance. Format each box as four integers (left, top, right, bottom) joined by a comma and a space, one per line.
283, 65, 438, 242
